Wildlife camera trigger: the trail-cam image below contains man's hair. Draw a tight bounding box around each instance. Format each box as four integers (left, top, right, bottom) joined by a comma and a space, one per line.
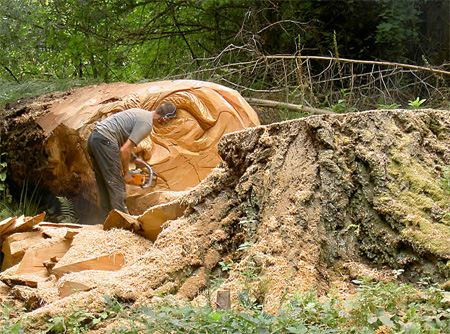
156, 102, 177, 119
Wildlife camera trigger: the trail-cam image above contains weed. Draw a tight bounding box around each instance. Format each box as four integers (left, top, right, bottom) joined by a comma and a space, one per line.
238, 219, 259, 239
408, 97, 427, 109
0, 179, 42, 220
0, 153, 7, 194
219, 259, 234, 272
325, 89, 359, 113
378, 103, 401, 109
238, 289, 263, 312
56, 196, 79, 224
237, 241, 254, 252
210, 277, 226, 288
0, 302, 24, 334
3, 281, 450, 333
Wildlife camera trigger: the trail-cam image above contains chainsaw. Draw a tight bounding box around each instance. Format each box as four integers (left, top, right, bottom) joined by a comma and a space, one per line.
130, 161, 158, 188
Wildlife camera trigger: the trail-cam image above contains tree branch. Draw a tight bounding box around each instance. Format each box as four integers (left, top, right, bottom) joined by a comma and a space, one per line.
245, 97, 335, 115
263, 55, 450, 77
0, 63, 20, 84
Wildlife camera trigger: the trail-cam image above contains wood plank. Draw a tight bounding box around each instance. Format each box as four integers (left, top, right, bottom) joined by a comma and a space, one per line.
0, 217, 16, 235
1, 231, 44, 271
2, 212, 46, 236
37, 224, 101, 239
103, 210, 140, 232
52, 253, 125, 278
1, 276, 41, 288
16, 239, 72, 276
37, 222, 86, 228
137, 201, 186, 241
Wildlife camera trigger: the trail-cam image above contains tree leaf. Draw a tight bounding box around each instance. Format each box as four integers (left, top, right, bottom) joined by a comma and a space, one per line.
379, 315, 395, 328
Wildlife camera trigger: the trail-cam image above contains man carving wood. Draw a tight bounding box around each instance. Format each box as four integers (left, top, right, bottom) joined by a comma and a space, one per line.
87, 103, 177, 219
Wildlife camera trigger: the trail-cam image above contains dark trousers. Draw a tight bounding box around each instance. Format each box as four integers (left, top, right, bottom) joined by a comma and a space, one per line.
87, 130, 129, 219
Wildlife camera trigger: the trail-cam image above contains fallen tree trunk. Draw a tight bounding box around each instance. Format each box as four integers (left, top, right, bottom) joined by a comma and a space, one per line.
0, 80, 260, 218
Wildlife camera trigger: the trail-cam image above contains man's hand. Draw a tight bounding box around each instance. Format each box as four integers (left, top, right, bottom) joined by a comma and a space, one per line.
123, 172, 133, 184
134, 158, 147, 169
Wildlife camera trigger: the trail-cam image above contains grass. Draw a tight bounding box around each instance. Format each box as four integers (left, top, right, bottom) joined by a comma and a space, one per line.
0, 179, 43, 220
0, 78, 97, 108
2, 279, 450, 333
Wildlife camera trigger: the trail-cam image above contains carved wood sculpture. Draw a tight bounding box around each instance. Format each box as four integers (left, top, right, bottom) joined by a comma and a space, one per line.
3, 80, 259, 218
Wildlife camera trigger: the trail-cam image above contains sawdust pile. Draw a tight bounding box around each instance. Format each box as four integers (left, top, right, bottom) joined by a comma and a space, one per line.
2, 108, 450, 330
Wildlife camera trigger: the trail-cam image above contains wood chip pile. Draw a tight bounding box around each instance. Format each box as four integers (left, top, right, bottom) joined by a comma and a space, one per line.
0, 212, 158, 310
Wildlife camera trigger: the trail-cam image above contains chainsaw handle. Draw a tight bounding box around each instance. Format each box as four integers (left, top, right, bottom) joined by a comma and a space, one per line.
140, 161, 158, 188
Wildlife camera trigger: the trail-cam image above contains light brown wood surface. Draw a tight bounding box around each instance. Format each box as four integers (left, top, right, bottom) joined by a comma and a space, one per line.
58, 281, 92, 298
16, 239, 72, 276
33, 80, 259, 214
52, 253, 125, 278
1, 231, 44, 271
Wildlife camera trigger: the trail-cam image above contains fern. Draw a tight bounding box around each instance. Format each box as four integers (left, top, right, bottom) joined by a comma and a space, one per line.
56, 196, 78, 224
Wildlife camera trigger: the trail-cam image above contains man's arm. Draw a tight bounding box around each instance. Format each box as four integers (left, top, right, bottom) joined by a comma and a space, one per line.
120, 139, 136, 184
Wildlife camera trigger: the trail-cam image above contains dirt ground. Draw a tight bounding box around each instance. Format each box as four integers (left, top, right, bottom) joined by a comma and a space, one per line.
2, 106, 450, 331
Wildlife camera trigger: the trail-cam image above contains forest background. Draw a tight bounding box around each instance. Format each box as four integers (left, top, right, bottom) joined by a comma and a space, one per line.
1, 0, 450, 119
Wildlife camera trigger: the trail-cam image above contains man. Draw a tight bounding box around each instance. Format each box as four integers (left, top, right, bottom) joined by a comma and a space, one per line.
87, 102, 177, 219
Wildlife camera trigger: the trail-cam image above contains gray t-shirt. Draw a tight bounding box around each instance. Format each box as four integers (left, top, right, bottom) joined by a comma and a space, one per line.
95, 108, 153, 147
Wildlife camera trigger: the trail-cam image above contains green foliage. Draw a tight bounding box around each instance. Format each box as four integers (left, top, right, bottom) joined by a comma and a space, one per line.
408, 97, 427, 109
56, 196, 79, 224
0, 77, 96, 107
2, 280, 450, 333
106, 280, 450, 333
0, 302, 24, 334
378, 103, 402, 110
219, 259, 234, 272
375, 0, 422, 60
324, 89, 359, 113
0, 179, 42, 220
0, 0, 439, 85
238, 241, 254, 253
0, 154, 7, 192
237, 289, 263, 312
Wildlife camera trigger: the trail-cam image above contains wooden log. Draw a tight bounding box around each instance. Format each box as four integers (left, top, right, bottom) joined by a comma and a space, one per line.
43, 257, 59, 275
36, 224, 102, 239
1, 231, 45, 271
1, 81, 260, 216
51, 253, 125, 278
64, 230, 79, 240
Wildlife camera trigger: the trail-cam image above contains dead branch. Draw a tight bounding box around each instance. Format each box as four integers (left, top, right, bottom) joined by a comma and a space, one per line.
246, 97, 335, 115
263, 55, 450, 77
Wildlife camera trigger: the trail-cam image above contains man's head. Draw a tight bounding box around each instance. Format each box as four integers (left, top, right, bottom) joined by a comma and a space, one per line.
155, 102, 178, 124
